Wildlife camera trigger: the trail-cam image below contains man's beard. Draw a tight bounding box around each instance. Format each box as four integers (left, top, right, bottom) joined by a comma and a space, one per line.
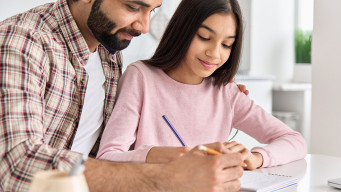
87, 0, 141, 52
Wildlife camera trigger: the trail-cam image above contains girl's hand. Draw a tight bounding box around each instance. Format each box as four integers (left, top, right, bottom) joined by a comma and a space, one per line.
146, 146, 191, 163
224, 141, 263, 170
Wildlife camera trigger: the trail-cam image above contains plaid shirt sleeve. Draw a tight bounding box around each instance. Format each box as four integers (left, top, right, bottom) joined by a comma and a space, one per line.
0, 17, 83, 192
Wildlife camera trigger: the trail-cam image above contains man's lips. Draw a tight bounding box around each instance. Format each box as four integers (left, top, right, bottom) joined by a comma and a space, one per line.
120, 32, 134, 40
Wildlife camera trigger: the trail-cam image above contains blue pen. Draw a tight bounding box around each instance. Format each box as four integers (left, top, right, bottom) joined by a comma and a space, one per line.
162, 115, 187, 146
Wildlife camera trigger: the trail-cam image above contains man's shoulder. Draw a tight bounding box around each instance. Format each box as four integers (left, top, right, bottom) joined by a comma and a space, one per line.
0, 2, 70, 61
0, 3, 59, 37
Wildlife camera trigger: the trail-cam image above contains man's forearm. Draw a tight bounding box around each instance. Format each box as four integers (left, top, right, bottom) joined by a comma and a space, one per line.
84, 158, 171, 192
84, 144, 244, 192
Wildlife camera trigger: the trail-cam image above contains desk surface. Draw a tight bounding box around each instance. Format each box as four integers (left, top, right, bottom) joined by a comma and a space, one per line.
253, 154, 341, 192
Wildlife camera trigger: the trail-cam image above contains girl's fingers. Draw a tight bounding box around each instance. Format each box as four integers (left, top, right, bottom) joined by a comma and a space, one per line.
228, 145, 245, 153
224, 141, 238, 148
224, 141, 246, 153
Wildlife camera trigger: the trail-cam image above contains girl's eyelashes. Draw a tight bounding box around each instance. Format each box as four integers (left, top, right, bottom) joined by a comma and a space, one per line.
197, 34, 210, 41
198, 34, 232, 49
222, 44, 232, 49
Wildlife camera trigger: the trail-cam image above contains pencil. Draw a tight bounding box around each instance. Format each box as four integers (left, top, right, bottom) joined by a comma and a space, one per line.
162, 115, 187, 146
198, 145, 222, 155
198, 145, 247, 168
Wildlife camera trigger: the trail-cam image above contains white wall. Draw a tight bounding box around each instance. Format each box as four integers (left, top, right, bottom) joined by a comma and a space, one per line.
248, 0, 295, 83
237, 0, 251, 74
0, 0, 54, 21
311, 0, 341, 157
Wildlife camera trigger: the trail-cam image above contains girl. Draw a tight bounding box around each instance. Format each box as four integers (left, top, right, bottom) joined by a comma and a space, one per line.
97, 0, 306, 170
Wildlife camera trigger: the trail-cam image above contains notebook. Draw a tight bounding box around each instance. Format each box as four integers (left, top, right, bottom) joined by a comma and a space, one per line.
240, 171, 298, 192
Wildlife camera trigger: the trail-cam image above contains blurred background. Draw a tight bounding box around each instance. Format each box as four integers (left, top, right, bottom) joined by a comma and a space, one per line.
1, 0, 340, 157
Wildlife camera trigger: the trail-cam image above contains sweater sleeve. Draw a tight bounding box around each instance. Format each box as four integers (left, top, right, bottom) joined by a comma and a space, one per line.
96, 64, 153, 162
229, 84, 307, 167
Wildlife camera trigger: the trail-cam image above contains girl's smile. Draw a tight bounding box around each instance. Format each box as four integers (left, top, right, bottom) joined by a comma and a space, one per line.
199, 59, 217, 69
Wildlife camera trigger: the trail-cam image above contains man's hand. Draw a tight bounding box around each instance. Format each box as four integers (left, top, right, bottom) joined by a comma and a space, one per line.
237, 84, 249, 95
230, 78, 249, 96
84, 142, 246, 192
146, 146, 190, 163
165, 142, 245, 192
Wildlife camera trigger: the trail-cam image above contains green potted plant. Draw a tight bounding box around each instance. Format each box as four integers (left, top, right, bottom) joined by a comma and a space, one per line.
293, 29, 312, 83
295, 29, 312, 64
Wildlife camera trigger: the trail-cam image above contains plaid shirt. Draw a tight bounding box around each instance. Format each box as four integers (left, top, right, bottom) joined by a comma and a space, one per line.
0, 0, 122, 191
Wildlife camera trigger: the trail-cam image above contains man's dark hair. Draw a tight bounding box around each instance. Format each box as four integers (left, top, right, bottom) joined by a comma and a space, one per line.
143, 0, 243, 86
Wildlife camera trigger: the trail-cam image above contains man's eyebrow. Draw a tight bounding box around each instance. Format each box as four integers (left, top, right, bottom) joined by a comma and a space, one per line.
200, 24, 236, 39
127, 1, 162, 8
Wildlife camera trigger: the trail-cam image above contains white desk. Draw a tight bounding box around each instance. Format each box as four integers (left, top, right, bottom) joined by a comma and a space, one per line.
250, 154, 341, 192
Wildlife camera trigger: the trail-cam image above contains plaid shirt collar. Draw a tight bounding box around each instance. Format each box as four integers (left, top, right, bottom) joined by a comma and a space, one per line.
54, 0, 91, 66
53, 0, 122, 79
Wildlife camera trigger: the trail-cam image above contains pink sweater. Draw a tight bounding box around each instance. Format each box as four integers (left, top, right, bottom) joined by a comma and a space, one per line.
97, 61, 306, 167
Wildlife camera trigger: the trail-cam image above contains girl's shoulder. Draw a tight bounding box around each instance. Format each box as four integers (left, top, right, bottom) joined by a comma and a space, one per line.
211, 80, 245, 98
208, 77, 237, 91
126, 61, 159, 74
124, 61, 163, 82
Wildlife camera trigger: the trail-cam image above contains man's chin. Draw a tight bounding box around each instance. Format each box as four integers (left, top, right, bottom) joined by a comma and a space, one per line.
102, 40, 131, 52
114, 40, 131, 51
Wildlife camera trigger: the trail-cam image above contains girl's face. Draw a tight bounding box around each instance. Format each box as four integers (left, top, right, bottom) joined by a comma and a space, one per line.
167, 13, 237, 85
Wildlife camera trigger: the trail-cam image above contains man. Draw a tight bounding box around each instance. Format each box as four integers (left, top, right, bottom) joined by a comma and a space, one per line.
0, 0, 247, 191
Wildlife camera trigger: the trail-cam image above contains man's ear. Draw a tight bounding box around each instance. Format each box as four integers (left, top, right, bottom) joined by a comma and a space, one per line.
67, 0, 93, 7
69, 0, 93, 6
68, 0, 93, 28
80, 0, 93, 4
